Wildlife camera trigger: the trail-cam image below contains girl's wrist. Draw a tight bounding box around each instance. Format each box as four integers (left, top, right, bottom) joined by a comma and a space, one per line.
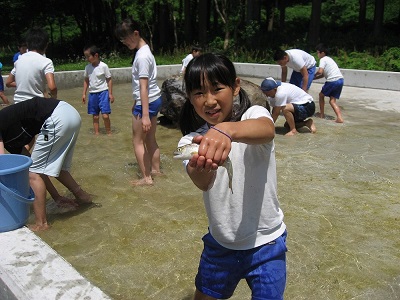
210, 126, 233, 142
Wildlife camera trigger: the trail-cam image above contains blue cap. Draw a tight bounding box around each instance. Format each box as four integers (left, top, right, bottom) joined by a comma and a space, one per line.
260, 77, 281, 91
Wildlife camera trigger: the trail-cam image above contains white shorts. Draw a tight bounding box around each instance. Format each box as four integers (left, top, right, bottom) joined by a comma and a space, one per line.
30, 101, 81, 177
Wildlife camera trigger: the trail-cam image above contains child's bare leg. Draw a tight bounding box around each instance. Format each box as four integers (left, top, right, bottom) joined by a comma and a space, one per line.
318, 92, 325, 118
56, 170, 92, 203
102, 113, 112, 135
29, 173, 50, 231
0, 92, 9, 105
93, 114, 100, 135
329, 97, 343, 123
43, 176, 78, 208
282, 110, 298, 136
131, 115, 153, 186
305, 119, 317, 133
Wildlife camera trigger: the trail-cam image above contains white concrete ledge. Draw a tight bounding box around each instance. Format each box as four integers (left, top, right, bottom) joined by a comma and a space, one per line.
2, 63, 399, 95
0, 227, 111, 300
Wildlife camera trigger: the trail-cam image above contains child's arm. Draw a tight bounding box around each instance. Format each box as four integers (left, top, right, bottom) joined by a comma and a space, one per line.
281, 65, 288, 82
46, 73, 57, 99
82, 78, 89, 104
139, 77, 151, 132
314, 67, 325, 80
0, 138, 5, 154
271, 107, 282, 123
299, 66, 309, 91
5, 73, 16, 88
106, 77, 114, 103
187, 117, 274, 191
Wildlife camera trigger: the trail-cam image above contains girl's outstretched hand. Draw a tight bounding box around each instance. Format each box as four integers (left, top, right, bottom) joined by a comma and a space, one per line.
192, 127, 231, 168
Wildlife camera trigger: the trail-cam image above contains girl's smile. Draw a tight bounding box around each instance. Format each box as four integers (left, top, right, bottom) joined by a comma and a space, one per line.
190, 78, 240, 125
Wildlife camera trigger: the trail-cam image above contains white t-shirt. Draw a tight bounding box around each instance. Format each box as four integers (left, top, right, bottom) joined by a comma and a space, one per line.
286, 49, 316, 71
180, 53, 193, 73
84, 61, 111, 93
131, 45, 161, 105
318, 56, 343, 82
269, 82, 313, 107
178, 105, 286, 250
11, 51, 55, 103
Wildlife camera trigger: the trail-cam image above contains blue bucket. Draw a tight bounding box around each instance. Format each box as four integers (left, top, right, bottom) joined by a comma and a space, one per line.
0, 154, 35, 232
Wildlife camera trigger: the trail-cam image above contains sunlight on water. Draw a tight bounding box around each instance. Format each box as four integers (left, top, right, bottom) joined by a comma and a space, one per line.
24, 80, 400, 300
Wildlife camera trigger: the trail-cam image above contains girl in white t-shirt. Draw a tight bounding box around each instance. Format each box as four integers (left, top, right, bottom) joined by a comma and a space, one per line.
177, 53, 287, 300
115, 18, 163, 186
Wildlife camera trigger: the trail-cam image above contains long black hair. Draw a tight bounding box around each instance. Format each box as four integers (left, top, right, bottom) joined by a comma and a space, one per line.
179, 53, 252, 136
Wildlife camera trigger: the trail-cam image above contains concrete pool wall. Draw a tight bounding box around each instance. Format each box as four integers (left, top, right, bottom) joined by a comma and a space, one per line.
2, 63, 400, 95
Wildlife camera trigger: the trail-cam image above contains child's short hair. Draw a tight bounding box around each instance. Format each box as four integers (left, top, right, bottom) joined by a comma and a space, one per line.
25, 27, 49, 52
84, 45, 101, 56
191, 45, 202, 52
273, 49, 287, 61
316, 43, 330, 55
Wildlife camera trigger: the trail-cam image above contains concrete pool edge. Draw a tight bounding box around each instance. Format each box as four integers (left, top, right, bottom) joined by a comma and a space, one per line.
0, 227, 111, 300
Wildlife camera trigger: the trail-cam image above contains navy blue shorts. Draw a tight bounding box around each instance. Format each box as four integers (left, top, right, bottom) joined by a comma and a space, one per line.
293, 101, 315, 122
289, 66, 316, 90
133, 96, 162, 118
88, 90, 111, 115
0, 75, 4, 91
321, 78, 344, 99
195, 231, 287, 299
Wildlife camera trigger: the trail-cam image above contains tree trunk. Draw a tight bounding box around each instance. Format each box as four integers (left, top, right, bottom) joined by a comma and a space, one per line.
358, 0, 367, 29
198, 0, 208, 46
373, 0, 384, 40
184, 0, 192, 44
308, 0, 321, 47
278, 0, 287, 29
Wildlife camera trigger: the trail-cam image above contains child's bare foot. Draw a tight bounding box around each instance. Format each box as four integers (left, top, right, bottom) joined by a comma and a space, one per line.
54, 196, 79, 208
151, 171, 164, 177
28, 223, 50, 232
315, 112, 325, 119
71, 186, 92, 204
130, 178, 154, 186
285, 130, 298, 136
335, 118, 344, 123
305, 119, 317, 133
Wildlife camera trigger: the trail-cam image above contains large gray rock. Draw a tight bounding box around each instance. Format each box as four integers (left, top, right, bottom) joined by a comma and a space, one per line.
159, 76, 270, 126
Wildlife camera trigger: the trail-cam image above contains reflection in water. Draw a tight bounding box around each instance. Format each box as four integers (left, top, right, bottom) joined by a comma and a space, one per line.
26, 81, 400, 300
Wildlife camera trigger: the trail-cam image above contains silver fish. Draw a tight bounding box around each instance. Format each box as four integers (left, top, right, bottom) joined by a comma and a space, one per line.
174, 143, 233, 192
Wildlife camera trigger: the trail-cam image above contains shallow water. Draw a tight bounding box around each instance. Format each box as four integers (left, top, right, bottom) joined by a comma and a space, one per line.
23, 80, 400, 300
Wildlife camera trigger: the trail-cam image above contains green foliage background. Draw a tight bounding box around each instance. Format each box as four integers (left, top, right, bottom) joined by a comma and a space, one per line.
0, 0, 399, 72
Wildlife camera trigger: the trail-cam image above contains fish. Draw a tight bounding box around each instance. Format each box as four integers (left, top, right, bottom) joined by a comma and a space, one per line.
173, 143, 233, 193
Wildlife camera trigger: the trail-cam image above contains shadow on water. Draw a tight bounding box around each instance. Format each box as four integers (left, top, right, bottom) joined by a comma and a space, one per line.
14, 79, 400, 299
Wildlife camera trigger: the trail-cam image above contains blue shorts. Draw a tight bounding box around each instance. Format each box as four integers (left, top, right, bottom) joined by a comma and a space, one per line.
133, 96, 162, 118
321, 78, 344, 99
0, 75, 4, 91
290, 66, 316, 90
293, 101, 315, 122
88, 90, 111, 115
195, 231, 287, 299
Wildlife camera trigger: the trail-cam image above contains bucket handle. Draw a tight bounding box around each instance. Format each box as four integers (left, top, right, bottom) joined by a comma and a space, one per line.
0, 181, 35, 203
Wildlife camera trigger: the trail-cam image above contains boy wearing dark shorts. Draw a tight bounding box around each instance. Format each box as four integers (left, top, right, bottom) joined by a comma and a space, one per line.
261, 77, 317, 136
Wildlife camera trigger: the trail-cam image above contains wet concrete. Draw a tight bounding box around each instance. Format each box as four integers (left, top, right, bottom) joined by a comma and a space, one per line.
3, 78, 400, 299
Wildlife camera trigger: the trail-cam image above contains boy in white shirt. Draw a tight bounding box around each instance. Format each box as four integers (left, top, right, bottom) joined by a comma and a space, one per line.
261, 77, 317, 136
314, 44, 344, 123
82, 45, 114, 135
180, 45, 202, 75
